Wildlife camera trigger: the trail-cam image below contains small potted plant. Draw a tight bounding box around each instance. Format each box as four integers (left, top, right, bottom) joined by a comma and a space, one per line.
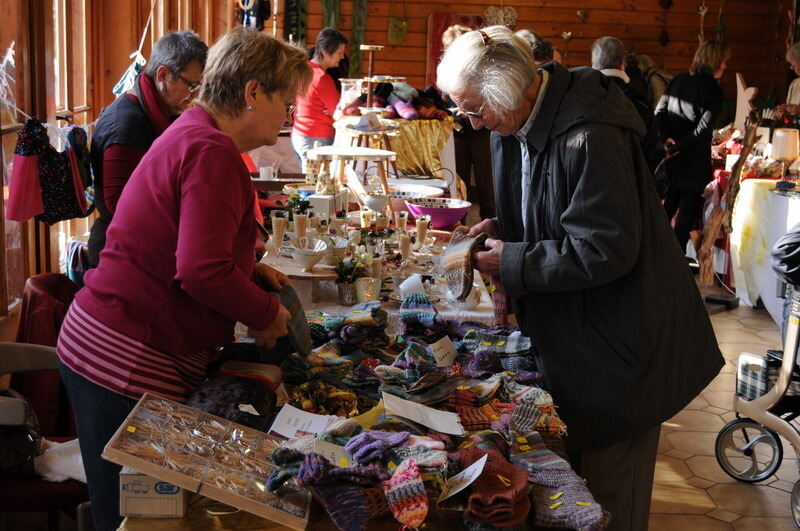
334, 256, 367, 305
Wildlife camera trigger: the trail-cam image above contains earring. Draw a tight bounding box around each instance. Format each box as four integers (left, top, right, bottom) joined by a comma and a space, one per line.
246, 105, 255, 111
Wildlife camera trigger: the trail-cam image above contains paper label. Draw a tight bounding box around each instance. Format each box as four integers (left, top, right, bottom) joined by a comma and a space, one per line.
313, 440, 351, 467
382, 392, 465, 435
269, 404, 337, 439
431, 336, 458, 367
438, 453, 487, 502
238, 404, 260, 416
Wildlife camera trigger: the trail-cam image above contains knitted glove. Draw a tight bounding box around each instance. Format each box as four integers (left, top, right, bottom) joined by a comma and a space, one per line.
345, 430, 411, 463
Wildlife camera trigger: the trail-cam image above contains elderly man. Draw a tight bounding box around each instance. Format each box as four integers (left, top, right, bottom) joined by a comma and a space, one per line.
438, 25, 722, 531
592, 36, 665, 196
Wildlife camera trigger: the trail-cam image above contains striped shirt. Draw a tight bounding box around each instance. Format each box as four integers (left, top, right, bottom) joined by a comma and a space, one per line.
57, 300, 212, 402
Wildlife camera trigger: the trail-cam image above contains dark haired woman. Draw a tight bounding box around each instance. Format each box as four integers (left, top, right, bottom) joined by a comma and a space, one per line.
291, 27, 348, 169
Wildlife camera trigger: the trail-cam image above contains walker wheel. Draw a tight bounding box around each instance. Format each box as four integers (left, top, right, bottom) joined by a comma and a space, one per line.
715, 418, 783, 483
792, 480, 800, 528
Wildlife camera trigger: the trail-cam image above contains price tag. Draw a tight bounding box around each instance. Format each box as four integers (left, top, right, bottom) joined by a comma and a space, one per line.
438, 454, 487, 502
431, 336, 458, 367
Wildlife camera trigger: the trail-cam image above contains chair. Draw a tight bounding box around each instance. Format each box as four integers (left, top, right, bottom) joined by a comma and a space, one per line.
0, 272, 91, 530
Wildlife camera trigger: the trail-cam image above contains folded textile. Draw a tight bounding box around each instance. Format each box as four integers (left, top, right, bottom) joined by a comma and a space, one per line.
444, 226, 489, 302
458, 447, 530, 527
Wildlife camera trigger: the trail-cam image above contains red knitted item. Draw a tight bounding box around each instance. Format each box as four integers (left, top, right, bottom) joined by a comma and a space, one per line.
458, 447, 531, 527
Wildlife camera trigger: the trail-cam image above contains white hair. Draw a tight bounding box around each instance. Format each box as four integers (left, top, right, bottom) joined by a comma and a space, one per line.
788, 42, 800, 63
591, 36, 625, 71
436, 25, 537, 118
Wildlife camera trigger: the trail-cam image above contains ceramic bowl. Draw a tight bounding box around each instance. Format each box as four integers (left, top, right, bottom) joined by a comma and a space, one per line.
388, 184, 445, 211
291, 239, 328, 271
405, 197, 472, 229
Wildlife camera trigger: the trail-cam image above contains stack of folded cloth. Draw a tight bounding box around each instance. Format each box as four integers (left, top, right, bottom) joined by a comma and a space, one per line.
458, 447, 531, 527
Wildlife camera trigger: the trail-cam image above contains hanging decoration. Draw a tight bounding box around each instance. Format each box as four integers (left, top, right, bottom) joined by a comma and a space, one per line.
698, 2, 708, 43
483, 6, 517, 28
559, 31, 573, 58
659, 0, 672, 47
349, 0, 368, 77
283, 0, 308, 44
714, 0, 727, 41
238, 0, 271, 31
113, 0, 157, 97
387, 0, 408, 44
322, 0, 341, 30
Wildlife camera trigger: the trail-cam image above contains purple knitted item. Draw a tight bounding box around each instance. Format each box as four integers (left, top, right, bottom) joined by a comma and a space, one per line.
345, 430, 411, 463
296, 453, 389, 487
464, 350, 504, 378
310, 482, 371, 531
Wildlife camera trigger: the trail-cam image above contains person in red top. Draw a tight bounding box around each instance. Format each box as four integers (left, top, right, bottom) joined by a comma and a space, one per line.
88, 31, 208, 267
57, 29, 312, 531
291, 27, 347, 170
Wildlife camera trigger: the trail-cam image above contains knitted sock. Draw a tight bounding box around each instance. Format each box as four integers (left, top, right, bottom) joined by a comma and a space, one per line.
464, 350, 503, 378
394, 341, 437, 365
458, 447, 530, 527
530, 480, 606, 531
502, 379, 553, 407
345, 430, 411, 464
490, 413, 513, 437
463, 517, 528, 531
406, 435, 446, 450
400, 293, 445, 331
500, 354, 536, 373
508, 430, 576, 488
459, 430, 509, 456
443, 226, 489, 301
381, 459, 428, 528
276, 436, 316, 455
386, 445, 448, 473
460, 330, 531, 356
490, 277, 509, 326
296, 453, 389, 487
310, 482, 371, 531
512, 402, 568, 436
454, 404, 499, 432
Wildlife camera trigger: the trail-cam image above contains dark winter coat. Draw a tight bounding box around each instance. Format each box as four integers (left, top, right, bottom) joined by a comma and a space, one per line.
654, 72, 723, 193
493, 62, 723, 450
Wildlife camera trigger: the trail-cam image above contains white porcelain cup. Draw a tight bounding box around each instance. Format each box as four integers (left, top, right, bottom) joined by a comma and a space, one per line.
399, 274, 425, 298
259, 166, 275, 180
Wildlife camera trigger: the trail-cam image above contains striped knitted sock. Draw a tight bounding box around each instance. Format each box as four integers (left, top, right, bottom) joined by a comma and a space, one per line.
381, 459, 429, 528
508, 430, 575, 487
400, 293, 445, 331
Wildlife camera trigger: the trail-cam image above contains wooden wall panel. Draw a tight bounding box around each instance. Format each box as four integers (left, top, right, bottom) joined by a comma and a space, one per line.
300, 0, 788, 105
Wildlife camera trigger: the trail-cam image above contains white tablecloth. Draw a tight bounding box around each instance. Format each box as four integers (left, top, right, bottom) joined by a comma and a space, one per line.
730, 179, 800, 326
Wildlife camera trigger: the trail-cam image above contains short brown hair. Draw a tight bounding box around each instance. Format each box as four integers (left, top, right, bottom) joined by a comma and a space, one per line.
199, 28, 312, 117
690, 40, 730, 76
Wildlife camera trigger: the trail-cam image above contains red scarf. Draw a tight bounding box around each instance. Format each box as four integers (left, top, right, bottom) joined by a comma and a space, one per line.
135, 73, 171, 135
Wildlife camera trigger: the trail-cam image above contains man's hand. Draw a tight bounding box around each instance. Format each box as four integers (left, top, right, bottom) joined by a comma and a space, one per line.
253, 262, 291, 291
468, 218, 499, 239
248, 304, 290, 349
474, 238, 503, 277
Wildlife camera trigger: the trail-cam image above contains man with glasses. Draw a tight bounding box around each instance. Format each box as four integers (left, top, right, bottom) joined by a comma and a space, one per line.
88, 30, 208, 267
438, 26, 723, 531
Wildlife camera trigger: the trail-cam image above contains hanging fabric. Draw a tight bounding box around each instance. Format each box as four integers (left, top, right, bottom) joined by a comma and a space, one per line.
7, 119, 89, 224
387, 0, 408, 44
322, 0, 341, 30
349, 0, 368, 77
283, 0, 308, 44
113, 0, 157, 97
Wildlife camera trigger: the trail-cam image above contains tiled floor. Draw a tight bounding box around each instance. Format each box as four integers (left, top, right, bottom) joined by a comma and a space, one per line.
649, 303, 798, 530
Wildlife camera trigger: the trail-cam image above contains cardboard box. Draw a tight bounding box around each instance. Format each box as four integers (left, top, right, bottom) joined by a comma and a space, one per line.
103, 394, 310, 530
119, 467, 187, 518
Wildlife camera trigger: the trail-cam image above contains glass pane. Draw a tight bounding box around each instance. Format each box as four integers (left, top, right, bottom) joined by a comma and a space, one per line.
2, 133, 25, 309
70, 0, 88, 113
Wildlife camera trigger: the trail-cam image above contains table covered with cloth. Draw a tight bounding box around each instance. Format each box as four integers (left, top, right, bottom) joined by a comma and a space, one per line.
730, 179, 800, 326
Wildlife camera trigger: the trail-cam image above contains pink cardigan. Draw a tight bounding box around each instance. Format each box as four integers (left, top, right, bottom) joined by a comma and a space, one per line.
76, 106, 278, 356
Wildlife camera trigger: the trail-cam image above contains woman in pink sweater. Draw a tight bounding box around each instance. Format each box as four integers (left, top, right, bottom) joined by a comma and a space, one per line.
56, 29, 312, 531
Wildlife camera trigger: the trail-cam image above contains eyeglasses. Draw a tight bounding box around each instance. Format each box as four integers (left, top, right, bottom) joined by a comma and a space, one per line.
462, 103, 486, 120
284, 102, 296, 115
173, 71, 201, 93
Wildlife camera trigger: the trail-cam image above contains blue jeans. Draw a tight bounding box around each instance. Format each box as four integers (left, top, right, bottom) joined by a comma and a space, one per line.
59, 362, 137, 531
291, 135, 333, 171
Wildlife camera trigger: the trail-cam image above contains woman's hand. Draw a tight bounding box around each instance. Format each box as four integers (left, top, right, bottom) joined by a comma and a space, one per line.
253, 262, 291, 291
664, 138, 679, 159
248, 304, 290, 349
468, 218, 499, 239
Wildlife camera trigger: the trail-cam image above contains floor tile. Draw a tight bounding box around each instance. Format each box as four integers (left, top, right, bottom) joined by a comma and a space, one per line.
705, 372, 737, 392
770, 479, 796, 492
703, 405, 730, 416
708, 483, 791, 516
687, 395, 711, 410
651, 482, 717, 514
665, 410, 726, 432
686, 455, 738, 483
687, 476, 716, 489
732, 516, 798, 530
716, 329, 772, 345
655, 455, 694, 482
649, 514, 731, 531
702, 390, 735, 411
718, 342, 775, 359
740, 316, 782, 330
706, 508, 741, 523
666, 449, 695, 460
666, 430, 720, 456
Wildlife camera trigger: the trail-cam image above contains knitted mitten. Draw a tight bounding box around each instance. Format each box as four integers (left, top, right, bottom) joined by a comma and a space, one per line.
345, 430, 411, 464
400, 293, 446, 331
458, 447, 530, 527
296, 453, 389, 487
381, 459, 429, 528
